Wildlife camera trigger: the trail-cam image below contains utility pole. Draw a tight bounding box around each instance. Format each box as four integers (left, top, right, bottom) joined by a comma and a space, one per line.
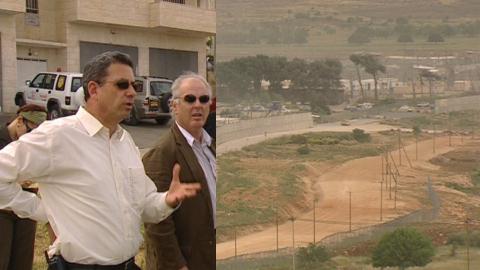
433, 124, 436, 154
398, 130, 402, 166
291, 217, 295, 270
349, 191, 352, 232
276, 209, 279, 252
448, 112, 452, 146
415, 133, 418, 161
466, 217, 470, 270
394, 181, 397, 209
313, 199, 316, 244
380, 181, 383, 221
234, 227, 237, 258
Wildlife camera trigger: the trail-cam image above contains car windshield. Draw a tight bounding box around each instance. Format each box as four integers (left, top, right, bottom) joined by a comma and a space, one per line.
150, 81, 172, 96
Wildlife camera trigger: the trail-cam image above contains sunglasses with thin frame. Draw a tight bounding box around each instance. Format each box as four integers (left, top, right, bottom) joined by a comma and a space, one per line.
100, 80, 141, 91
179, 94, 210, 104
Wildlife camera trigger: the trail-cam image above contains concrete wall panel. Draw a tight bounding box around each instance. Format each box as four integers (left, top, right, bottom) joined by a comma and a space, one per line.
217, 113, 314, 144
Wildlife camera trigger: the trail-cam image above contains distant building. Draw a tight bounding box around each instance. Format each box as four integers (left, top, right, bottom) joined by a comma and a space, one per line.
0, 0, 216, 112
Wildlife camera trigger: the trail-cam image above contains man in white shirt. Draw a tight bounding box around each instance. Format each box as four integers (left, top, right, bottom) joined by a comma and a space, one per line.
143, 73, 216, 270
0, 51, 201, 270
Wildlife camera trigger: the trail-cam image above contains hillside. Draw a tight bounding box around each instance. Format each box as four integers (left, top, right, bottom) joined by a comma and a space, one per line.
216, 0, 480, 62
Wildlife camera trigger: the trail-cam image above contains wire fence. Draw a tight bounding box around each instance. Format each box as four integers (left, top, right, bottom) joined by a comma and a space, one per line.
217, 176, 480, 270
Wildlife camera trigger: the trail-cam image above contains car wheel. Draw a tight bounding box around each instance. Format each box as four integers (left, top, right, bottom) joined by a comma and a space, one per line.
48, 105, 62, 120
15, 94, 26, 107
155, 117, 171, 125
124, 108, 139, 125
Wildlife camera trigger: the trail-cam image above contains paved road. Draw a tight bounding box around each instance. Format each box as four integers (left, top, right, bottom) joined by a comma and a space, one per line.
121, 119, 171, 154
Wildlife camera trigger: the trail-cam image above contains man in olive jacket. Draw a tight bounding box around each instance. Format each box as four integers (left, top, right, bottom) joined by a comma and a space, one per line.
143, 73, 216, 270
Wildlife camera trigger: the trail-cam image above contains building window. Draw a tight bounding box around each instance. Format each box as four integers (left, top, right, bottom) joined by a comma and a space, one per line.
163, 0, 185, 4
26, 0, 39, 14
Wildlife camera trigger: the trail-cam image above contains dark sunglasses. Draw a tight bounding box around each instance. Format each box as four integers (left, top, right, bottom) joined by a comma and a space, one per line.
102, 80, 140, 91
181, 94, 210, 104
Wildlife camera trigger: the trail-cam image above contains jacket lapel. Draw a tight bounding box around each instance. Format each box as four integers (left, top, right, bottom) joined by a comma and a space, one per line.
172, 124, 214, 223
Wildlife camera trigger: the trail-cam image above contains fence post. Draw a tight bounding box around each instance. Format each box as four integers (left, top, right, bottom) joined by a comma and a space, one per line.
433, 124, 436, 154
466, 217, 470, 270
398, 130, 402, 166
380, 180, 383, 221
415, 133, 418, 161
291, 217, 295, 270
234, 226, 237, 258
313, 199, 316, 244
276, 209, 279, 252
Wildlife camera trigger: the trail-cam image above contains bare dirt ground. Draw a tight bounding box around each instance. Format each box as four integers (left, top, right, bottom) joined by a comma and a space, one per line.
217, 122, 470, 260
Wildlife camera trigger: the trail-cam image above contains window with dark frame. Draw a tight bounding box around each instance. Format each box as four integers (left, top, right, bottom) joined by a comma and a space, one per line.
26, 0, 39, 14
71, 77, 83, 92
163, 0, 186, 4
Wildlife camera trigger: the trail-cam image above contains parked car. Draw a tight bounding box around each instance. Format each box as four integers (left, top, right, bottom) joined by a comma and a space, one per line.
15, 72, 83, 119
16, 73, 173, 126
341, 120, 351, 126
398, 105, 414, 112
123, 76, 173, 125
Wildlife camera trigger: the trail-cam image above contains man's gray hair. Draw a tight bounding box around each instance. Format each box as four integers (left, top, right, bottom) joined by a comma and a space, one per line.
82, 51, 134, 101
171, 72, 212, 99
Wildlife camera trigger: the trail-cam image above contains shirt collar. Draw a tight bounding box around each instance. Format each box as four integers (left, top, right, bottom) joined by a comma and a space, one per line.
175, 121, 211, 147
76, 107, 124, 139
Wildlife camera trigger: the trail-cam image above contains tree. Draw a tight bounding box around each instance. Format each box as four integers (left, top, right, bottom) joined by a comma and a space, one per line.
397, 33, 413, 43
350, 54, 386, 100
427, 32, 445, 42
348, 27, 372, 44
419, 69, 441, 97
372, 228, 435, 270
349, 54, 366, 100
362, 54, 386, 100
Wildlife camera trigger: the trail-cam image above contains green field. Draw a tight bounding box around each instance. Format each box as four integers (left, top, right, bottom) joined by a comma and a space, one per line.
217, 131, 420, 242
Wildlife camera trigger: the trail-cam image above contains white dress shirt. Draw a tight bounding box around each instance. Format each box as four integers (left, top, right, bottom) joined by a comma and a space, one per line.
176, 122, 216, 227
0, 107, 175, 265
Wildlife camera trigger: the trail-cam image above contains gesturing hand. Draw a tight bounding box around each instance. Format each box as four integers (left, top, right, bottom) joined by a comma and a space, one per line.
165, 163, 201, 208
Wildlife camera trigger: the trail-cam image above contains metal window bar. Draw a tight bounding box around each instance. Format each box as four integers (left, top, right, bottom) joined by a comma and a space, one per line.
26, 0, 39, 14
162, 0, 185, 4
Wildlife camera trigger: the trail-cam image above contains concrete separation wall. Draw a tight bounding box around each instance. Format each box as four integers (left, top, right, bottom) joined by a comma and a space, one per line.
435, 95, 480, 113
217, 113, 314, 145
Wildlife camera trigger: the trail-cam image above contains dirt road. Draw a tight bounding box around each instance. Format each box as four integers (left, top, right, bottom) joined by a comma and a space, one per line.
217, 122, 458, 259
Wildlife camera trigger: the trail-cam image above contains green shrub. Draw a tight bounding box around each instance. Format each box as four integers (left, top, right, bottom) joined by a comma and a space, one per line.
291, 134, 308, 145
297, 145, 310, 155
352, 129, 371, 143
398, 33, 414, 42
412, 125, 421, 136
471, 169, 480, 186
296, 244, 330, 269
372, 228, 435, 269
447, 231, 480, 247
